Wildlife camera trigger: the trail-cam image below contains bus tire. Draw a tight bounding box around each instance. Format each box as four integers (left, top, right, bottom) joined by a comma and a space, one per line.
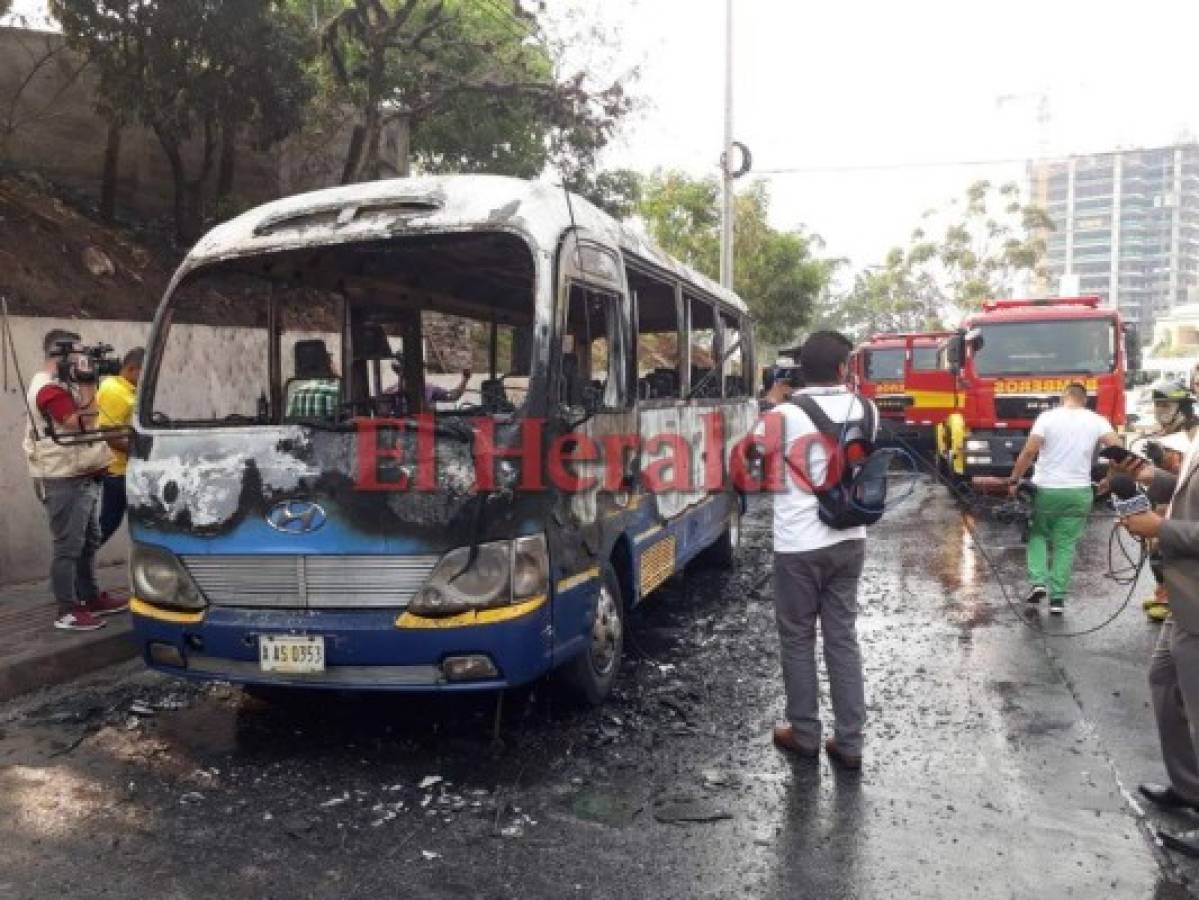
562, 563, 624, 706
704, 502, 741, 569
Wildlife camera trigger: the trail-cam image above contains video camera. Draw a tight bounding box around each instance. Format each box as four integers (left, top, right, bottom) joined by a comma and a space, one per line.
49, 340, 120, 384
761, 362, 805, 392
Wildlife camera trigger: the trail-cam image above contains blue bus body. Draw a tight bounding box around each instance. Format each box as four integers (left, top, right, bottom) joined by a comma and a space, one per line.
128, 176, 756, 701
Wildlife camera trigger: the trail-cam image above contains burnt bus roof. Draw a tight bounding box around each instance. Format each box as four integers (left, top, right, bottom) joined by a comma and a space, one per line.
183, 174, 749, 316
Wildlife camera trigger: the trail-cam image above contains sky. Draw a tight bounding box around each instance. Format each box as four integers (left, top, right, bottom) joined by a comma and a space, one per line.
8, 0, 1199, 272
564, 0, 1199, 270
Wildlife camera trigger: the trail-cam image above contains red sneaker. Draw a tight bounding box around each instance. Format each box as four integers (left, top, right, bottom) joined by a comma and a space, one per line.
54, 606, 107, 632
84, 592, 129, 616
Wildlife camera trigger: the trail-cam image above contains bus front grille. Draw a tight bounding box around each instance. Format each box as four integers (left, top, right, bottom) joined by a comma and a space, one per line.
181, 555, 441, 610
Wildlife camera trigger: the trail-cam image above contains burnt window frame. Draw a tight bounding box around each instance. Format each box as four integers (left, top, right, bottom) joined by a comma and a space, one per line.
626, 259, 684, 406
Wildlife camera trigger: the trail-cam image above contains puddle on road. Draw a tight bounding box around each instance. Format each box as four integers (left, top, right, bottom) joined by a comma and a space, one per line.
567, 787, 644, 828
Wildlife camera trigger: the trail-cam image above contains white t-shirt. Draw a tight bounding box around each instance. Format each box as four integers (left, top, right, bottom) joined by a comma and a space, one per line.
755, 387, 877, 553
1029, 406, 1114, 488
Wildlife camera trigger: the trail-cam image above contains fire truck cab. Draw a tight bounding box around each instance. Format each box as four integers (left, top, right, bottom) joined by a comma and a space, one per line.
851, 332, 955, 453
936, 296, 1137, 479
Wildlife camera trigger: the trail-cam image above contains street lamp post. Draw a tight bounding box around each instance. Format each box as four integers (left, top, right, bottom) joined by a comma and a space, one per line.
720, 0, 734, 290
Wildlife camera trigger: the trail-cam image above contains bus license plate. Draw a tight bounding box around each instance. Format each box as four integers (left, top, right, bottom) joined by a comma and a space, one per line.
259, 635, 325, 674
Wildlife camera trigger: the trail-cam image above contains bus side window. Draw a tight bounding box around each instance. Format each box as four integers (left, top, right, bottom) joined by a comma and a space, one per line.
688, 295, 719, 398
720, 311, 747, 398
562, 284, 625, 410
627, 267, 681, 401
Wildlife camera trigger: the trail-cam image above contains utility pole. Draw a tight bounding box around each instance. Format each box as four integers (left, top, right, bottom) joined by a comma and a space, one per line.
720, 0, 735, 290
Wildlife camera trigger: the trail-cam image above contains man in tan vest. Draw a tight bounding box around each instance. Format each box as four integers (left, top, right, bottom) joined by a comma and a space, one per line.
23, 329, 125, 631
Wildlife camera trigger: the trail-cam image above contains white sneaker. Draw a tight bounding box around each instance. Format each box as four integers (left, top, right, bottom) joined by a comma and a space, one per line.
1024, 585, 1048, 605
54, 607, 107, 632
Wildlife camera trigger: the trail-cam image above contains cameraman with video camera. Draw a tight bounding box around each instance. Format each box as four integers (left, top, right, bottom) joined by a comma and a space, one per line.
22, 330, 125, 632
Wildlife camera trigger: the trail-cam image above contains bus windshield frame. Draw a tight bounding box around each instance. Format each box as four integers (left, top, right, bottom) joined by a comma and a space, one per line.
141, 231, 540, 431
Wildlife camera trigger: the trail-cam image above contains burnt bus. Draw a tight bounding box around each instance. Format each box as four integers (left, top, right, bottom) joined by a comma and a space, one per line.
127, 175, 755, 704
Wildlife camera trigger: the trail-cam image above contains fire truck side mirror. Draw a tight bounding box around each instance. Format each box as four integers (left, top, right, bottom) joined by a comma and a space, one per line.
1123, 323, 1142, 373
944, 334, 964, 372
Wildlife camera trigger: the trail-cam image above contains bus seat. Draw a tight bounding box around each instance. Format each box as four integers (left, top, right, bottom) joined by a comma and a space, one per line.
481, 378, 511, 413
561, 352, 583, 406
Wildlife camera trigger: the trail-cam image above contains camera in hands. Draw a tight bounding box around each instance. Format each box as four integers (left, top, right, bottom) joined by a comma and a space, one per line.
50, 340, 120, 384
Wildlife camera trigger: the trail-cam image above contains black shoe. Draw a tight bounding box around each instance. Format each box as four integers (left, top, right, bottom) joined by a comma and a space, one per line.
1159, 828, 1199, 858
1049, 597, 1065, 616
1024, 585, 1047, 605
1140, 782, 1199, 812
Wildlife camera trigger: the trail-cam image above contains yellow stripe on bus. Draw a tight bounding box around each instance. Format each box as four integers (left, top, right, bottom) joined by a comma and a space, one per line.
129, 597, 205, 624
395, 595, 547, 630
557, 568, 600, 593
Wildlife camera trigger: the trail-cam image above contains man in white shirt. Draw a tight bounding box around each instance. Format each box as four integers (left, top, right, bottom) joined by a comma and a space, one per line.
758, 331, 876, 771
1007, 382, 1120, 614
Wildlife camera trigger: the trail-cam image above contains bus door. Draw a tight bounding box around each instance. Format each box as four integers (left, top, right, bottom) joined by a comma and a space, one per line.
549, 235, 634, 663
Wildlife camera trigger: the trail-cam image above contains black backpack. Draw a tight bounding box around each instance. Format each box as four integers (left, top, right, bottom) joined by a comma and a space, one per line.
788, 393, 894, 529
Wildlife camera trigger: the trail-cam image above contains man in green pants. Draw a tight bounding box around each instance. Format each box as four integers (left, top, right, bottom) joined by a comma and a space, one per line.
1008, 383, 1120, 614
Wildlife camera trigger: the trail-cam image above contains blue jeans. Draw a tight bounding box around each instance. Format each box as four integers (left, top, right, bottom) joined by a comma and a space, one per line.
99, 474, 127, 546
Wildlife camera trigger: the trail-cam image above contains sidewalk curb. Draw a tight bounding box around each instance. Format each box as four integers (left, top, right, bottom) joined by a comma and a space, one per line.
0, 619, 137, 703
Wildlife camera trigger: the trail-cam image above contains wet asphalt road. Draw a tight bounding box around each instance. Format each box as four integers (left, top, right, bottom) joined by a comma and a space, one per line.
1, 480, 1197, 899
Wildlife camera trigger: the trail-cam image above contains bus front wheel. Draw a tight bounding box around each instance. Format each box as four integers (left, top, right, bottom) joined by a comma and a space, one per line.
563, 564, 624, 706
702, 502, 741, 569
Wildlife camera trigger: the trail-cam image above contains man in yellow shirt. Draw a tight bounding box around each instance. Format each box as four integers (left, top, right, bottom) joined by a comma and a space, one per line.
97, 348, 143, 545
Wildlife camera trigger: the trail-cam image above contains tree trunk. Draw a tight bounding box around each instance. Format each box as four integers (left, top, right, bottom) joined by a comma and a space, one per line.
340, 124, 366, 185
99, 120, 122, 223
394, 112, 411, 178
358, 100, 382, 181
168, 158, 187, 246
216, 124, 237, 202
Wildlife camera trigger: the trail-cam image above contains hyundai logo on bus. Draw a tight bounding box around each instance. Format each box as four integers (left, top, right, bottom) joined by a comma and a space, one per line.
266, 500, 327, 534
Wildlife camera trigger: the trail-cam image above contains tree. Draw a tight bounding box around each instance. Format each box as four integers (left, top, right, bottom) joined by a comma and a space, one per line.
52, 0, 313, 242
816, 248, 942, 340
637, 171, 836, 345
908, 179, 1053, 308
822, 179, 1053, 336
0, 29, 90, 166
564, 168, 642, 220
314, 0, 632, 184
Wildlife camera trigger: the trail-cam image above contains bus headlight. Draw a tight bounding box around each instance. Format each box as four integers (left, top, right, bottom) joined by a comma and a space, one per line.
511, 533, 548, 600
129, 544, 206, 611
409, 534, 549, 617
410, 540, 512, 616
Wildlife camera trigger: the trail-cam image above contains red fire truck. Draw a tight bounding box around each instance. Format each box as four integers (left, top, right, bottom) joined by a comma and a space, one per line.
851, 331, 956, 452
935, 296, 1139, 480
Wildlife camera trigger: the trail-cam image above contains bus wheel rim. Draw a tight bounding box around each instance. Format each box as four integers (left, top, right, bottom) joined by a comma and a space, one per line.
591, 584, 621, 676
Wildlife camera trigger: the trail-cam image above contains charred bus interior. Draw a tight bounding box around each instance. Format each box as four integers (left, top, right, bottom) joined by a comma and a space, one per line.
145, 232, 538, 430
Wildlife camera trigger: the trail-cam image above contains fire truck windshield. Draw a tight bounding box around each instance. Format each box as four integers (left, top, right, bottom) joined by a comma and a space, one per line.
865, 348, 905, 380
973, 320, 1116, 377
911, 346, 939, 370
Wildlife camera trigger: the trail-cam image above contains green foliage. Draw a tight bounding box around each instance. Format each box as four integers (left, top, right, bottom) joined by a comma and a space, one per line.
312, 0, 632, 183
566, 168, 642, 220
52, 0, 313, 242
637, 171, 836, 346
822, 179, 1053, 338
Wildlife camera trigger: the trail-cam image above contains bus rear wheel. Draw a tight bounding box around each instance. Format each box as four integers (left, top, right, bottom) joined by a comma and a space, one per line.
563, 564, 624, 706
703, 502, 741, 569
